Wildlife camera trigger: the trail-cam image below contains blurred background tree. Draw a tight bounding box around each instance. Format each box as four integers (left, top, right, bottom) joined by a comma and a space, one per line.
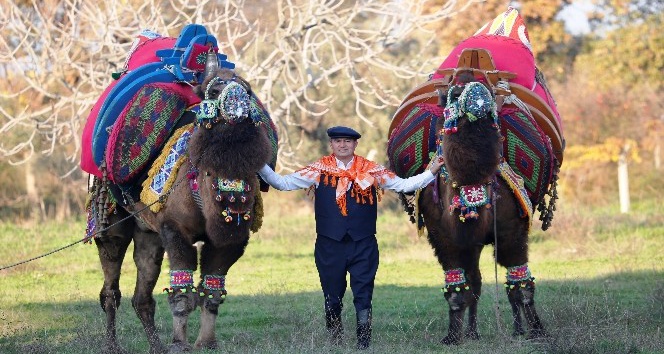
0, 0, 662, 221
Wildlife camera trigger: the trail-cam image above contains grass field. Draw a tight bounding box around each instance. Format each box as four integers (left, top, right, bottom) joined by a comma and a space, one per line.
0, 192, 662, 354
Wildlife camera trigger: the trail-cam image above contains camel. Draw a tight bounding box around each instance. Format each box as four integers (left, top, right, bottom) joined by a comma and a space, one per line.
87, 62, 272, 353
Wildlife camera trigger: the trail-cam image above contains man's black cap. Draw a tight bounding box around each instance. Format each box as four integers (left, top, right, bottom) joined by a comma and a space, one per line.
327, 126, 361, 140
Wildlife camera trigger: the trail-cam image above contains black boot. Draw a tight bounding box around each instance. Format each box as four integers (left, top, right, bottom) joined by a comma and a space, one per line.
356, 308, 372, 350
325, 308, 343, 345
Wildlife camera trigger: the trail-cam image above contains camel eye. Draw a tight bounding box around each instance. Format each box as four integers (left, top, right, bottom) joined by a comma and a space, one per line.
208, 88, 221, 98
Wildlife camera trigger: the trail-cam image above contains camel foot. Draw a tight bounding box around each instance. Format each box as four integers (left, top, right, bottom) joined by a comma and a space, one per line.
440, 334, 461, 345
194, 340, 218, 350
512, 327, 526, 337
167, 341, 192, 353
526, 328, 547, 340
148, 342, 168, 354
465, 330, 480, 340
101, 342, 129, 354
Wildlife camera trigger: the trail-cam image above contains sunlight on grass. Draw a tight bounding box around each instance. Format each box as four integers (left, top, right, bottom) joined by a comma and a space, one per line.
1, 193, 663, 353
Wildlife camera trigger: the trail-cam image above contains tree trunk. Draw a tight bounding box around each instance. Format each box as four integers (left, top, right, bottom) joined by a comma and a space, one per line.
25, 160, 44, 221
618, 144, 630, 214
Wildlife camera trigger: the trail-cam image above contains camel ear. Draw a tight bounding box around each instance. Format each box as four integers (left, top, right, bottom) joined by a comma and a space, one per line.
202, 47, 219, 82
193, 81, 206, 100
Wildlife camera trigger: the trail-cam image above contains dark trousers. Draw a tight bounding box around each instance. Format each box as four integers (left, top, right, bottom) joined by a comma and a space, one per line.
314, 234, 379, 314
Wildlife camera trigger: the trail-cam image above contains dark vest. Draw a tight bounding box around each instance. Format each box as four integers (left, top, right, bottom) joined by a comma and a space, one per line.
314, 174, 378, 241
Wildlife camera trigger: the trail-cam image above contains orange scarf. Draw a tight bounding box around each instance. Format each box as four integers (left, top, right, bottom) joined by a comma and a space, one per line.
298, 154, 395, 216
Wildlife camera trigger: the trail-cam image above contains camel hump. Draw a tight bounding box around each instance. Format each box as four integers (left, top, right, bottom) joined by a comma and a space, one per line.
82, 24, 236, 177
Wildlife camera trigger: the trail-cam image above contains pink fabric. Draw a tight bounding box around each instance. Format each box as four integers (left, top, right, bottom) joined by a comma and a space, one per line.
432, 35, 535, 90
80, 82, 117, 175
433, 34, 563, 132
80, 37, 177, 176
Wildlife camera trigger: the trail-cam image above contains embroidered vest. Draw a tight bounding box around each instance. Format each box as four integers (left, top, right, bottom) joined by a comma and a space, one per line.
314, 174, 378, 241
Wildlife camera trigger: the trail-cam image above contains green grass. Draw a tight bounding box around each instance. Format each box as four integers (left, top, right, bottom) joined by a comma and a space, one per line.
0, 194, 662, 354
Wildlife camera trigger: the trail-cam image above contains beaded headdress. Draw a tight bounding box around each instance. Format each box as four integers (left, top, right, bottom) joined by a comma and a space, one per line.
442, 81, 499, 134
197, 77, 251, 128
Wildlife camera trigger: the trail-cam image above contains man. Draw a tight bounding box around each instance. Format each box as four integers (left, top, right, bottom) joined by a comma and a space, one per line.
258, 126, 443, 349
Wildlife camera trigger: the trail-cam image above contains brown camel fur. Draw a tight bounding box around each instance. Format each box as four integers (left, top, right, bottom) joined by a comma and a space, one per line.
93, 67, 271, 353
419, 73, 546, 345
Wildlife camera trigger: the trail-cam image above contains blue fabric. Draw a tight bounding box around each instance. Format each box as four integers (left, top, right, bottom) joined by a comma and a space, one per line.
314, 177, 377, 241
326, 126, 361, 139
315, 234, 378, 312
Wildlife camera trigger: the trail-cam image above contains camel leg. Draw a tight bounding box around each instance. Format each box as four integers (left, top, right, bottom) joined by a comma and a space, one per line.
194, 239, 248, 349
131, 228, 166, 354
160, 223, 198, 353
95, 228, 132, 354
508, 292, 526, 336
508, 281, 546, 339
464, 247, 483, 340
502, 262, 546, 339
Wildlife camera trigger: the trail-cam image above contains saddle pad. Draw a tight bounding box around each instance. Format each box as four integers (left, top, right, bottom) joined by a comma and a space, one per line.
81, 37, 177, 176
140, 123, 195, 212
387, 103, 441, 178
105, 82, 190, 184
499, 107, 554, 204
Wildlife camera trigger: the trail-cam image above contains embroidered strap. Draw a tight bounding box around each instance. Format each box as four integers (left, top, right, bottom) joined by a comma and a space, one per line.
198, 275, 228, 300
448, 182, 492, 222
170, 269, 194, 288
202, 275, 226, 291
442, 268, 471, 293
504, 263, 536, 289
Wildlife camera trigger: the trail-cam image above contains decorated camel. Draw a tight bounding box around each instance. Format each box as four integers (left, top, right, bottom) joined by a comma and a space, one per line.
81, 25, 277, 353
388, 8, 560, 344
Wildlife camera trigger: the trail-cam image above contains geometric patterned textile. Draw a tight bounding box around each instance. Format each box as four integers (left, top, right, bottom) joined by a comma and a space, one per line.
105, 82, 188, 184
387, 103, 441, 178
499, 107, 554, 204
80, 36, 177, 177
140, 123, 195, 212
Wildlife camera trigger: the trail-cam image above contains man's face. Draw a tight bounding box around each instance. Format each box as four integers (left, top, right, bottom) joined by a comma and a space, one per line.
329, 138, 358, 160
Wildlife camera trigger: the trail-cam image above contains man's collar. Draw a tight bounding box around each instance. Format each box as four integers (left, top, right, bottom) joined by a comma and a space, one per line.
334, 155, 355, 170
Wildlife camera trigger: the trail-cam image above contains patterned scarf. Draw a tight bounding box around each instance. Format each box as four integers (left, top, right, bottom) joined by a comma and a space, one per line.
298, 154, 395, 216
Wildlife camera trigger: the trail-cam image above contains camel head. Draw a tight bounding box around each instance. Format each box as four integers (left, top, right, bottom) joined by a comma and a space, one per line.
440, 72, 499, 135
437, 72, 502, 186
194, 67, 258, 129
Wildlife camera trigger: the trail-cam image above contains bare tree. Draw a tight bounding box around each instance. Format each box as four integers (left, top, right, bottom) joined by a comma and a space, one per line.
0, 0, 477, 174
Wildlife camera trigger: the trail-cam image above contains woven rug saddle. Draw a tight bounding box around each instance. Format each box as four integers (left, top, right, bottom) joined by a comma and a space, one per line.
387, 8, 563, 230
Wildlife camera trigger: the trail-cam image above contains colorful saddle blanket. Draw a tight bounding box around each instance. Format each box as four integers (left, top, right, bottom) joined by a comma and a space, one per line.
81, 24, 235, 178
105, 82, 193, 184
387, 103, 553, 206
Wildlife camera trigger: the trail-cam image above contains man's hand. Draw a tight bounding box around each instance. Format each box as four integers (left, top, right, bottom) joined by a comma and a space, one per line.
427, 155, 444, 174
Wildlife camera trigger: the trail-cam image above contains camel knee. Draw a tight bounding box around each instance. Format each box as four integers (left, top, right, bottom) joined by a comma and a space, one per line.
99, 289, 121, 312
131, 293, 156, 313
164, 269, 198, 316
167, 291, 198, 316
